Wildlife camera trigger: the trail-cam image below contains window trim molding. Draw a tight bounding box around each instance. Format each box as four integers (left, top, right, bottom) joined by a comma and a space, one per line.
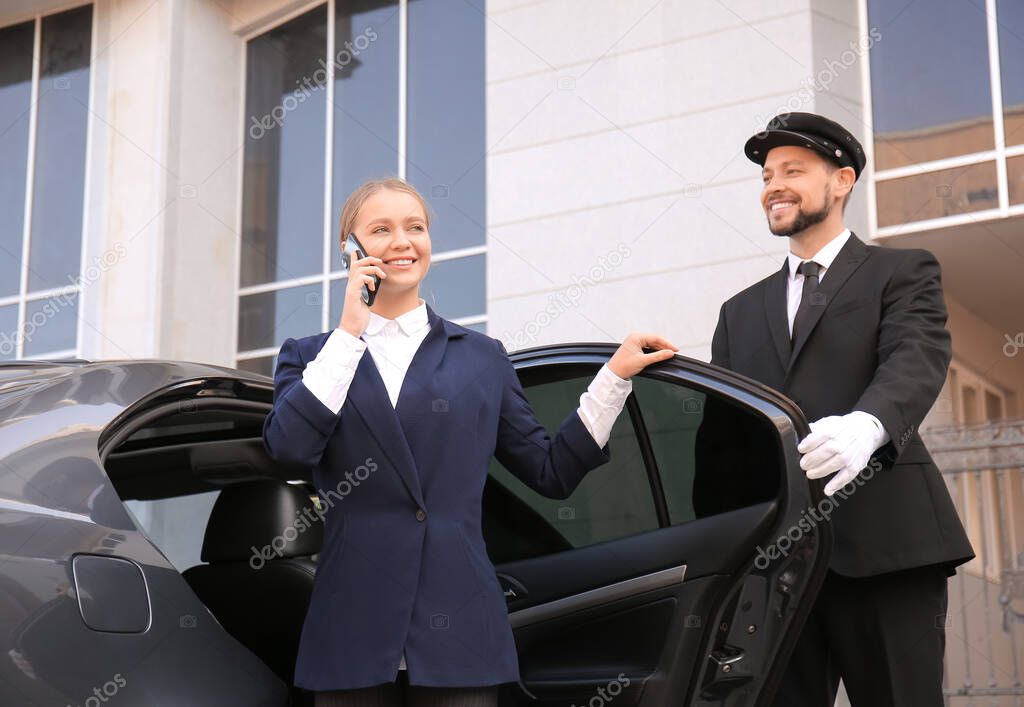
1, 3, 94, 361
233, 0, 489, 371
508, 564, 688, 629
237, 0, 326, 42
0, 0, 93, 30
863, 0, 1020, 234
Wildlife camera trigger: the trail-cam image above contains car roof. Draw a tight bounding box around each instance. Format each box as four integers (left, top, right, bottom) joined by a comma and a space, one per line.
0, 358, 273, 428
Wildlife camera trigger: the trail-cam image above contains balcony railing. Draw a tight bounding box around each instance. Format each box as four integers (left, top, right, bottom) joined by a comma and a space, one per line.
921, 419, 1024, 701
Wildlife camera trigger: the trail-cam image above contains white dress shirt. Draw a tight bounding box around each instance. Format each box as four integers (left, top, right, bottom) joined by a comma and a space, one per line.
785, 228, 851, 336
784, 228, 889, 446
300, 298, 633, 670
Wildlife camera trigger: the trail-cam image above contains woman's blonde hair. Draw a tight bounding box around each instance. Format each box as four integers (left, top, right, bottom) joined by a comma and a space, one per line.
338, 177, 431, 249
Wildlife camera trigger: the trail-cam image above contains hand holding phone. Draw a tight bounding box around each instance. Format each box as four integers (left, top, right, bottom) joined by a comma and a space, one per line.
338, 234, 387, 338
342, 233, 382, 307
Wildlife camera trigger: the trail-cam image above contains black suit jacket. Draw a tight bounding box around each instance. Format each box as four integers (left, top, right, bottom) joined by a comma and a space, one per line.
702, 232, 973, 577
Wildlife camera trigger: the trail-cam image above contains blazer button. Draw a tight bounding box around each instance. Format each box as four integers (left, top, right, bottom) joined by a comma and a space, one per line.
416, 509, 426, 522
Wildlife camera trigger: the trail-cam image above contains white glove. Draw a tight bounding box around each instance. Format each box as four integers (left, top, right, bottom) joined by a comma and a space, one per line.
798, 411, 887, 496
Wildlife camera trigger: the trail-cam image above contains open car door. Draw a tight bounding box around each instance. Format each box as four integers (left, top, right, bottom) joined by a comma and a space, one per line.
486, 344, 831, 707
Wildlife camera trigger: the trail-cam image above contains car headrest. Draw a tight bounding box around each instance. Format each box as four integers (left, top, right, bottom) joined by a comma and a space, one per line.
200, 479, 322, 564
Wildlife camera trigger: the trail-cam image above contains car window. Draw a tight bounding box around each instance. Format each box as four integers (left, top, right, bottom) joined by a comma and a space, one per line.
483, 367, 783, 564
485, 373, 658, 564
123, 490, 220, 572
631, 376, 781, 523
629, 376, 703, 524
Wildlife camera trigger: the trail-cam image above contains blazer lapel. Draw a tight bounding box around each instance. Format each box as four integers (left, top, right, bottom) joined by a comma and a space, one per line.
763, 260, 791, 371
786, 233, 870, 376
346, 349, 425, 508
394, 304, 466, 426
344, 304, 466, 508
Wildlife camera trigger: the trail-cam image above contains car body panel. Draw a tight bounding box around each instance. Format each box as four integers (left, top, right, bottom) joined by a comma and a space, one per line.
0, 346, 829, 706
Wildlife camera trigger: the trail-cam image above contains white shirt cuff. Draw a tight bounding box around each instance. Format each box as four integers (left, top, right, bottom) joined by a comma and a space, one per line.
301, 328, 368, 414
577, 363, 633, 448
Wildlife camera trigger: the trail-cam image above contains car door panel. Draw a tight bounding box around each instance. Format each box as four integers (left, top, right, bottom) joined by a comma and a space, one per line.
496, 502, 776, 612
491, 347, 829, 707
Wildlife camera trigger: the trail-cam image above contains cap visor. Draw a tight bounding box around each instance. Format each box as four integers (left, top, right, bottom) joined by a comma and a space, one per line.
744, 129, 831, 165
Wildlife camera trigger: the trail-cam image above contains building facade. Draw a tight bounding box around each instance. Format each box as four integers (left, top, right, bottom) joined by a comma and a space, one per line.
1, 0, 1023, 701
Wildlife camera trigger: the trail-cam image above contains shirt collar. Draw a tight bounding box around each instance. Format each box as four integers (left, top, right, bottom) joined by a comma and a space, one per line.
364, 298, 429, 337
787, 228, 851, 281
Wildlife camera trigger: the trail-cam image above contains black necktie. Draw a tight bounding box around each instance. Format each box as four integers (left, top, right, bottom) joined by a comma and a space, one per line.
792, 260, 822, 344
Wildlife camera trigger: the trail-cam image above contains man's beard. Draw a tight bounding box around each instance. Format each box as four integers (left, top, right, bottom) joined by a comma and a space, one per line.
768, 187, 832, 237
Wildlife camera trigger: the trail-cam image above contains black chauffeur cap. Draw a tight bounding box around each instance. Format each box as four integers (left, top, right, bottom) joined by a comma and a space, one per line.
744, 112, 866, 179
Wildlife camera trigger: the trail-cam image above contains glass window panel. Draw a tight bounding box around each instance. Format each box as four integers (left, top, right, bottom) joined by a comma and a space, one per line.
406, 0, 486, 253
28, 6, 92, 292
868, 0, 993, 169
420, 254, 484, 320
0, 21, 33, 299
485, 373, 656, 564
875, 161, 998, 227
22, 291, 78, 356
332, 0, 400, 220
631, 377, 703, 525
1008, 156, 1024, 205
632, 377, 780, 524
999, 0, 1024, 146
124, 491, 220, 572
236, 356, 276, 378
238, 283, 322, 352
329, 277, 346, 329
0, 304, 17, 361
240, 6, 327, 287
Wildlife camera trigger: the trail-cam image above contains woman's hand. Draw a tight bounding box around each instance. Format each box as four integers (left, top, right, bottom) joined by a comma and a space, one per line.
607, 332, 679, 379
338, 253, 388, 338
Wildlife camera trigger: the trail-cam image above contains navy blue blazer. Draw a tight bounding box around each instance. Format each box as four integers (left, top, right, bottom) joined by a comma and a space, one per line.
262, 304, 613, 691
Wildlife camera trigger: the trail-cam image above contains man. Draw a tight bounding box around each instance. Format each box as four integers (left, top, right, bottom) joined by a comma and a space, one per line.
708, 112, 974, 705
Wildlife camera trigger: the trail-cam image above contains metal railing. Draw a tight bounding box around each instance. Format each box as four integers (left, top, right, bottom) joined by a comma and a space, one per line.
923, 419, 1024, 704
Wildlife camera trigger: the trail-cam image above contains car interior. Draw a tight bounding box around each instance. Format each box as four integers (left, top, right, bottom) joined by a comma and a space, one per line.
98, 359, 797, 707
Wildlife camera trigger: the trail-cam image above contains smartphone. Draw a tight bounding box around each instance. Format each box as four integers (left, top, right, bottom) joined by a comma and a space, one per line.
341, 232, 380, 307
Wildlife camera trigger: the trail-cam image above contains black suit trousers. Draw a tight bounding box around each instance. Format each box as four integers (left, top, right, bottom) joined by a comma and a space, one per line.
771, 563, 949, 707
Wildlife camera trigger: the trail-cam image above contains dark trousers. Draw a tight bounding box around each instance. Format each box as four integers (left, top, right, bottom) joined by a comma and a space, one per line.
314, 671, 500, 707
771, 563, 949, 707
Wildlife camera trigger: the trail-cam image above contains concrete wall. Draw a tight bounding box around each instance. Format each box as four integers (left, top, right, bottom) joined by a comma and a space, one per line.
484, 0, 870, 361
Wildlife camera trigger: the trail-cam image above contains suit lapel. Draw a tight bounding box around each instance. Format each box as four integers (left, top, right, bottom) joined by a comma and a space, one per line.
763, 260, 791, 371
785, 232, 870, 377
394, 305, 465, 425
344, 304, 465, 508
346, 349, 424, 507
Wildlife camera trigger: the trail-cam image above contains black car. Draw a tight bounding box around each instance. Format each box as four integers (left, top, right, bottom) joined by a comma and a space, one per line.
0, 343, 830, 706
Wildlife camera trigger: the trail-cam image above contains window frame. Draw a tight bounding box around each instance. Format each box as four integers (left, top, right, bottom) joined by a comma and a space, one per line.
0, 0, 95, 361
487, 345, 790, 561
232, 0, 488, 376
859, 0, 1024, 237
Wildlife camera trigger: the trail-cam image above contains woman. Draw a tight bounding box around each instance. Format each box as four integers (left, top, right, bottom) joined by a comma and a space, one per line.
262, 177, 678, 707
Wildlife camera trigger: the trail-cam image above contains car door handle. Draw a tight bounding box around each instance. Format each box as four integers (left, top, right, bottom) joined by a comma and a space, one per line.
496, 573, 528, 604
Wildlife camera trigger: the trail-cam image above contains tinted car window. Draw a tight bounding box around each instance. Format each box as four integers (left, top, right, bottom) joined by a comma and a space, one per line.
632, 376, 780, 524
485, 373, 657, 564
483, 367, 782, 564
